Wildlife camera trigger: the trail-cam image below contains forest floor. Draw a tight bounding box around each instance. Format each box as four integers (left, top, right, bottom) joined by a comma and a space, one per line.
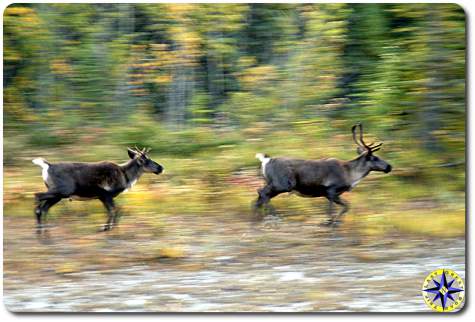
3, 209, 465, 312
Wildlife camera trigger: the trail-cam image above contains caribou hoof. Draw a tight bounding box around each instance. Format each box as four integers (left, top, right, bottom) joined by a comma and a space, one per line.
36, 225, 45, 234
36, 223, 53, 230
321, 219, 336, 227
250, 209, 265, 224
251, 215, 264, 224
100, 225, 112, 232
332, 219, 343, 225
262, 215, 282, 229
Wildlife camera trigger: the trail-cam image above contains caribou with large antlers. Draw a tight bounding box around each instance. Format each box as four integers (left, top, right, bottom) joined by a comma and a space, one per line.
254, 123, 392, 225
33, 147, 164, 231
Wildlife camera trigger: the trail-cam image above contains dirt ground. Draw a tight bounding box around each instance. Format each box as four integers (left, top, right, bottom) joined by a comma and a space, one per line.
3, 211, 465, 312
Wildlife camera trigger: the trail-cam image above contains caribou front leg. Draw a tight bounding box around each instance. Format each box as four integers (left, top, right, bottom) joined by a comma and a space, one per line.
332, 196, 349, 223
323, 198, 335, 226
100, 196, 117, 231
323, 193, 348, 226
323, 187, 340, 226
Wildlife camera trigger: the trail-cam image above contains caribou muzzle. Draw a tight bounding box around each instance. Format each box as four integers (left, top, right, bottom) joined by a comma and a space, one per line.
154, 164, 164, 175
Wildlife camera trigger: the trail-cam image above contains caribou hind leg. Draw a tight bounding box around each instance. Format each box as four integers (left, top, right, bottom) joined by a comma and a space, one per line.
34, 197, 46, 227
252, 184, 285, 223
34, 192, 64, 229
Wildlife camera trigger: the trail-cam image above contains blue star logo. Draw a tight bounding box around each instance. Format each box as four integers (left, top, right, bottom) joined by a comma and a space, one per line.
423, 270, 463, 311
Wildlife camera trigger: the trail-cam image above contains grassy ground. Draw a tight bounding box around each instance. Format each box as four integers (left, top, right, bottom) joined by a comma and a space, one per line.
3, 120, 465, 240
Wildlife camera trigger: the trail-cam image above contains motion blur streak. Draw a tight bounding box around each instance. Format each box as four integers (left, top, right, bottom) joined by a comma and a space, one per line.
3, 3, 465, 312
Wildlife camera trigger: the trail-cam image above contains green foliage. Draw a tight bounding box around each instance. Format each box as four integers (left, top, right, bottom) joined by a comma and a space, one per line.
27, 128, 74, 147
108, 115, 240, 156
3, 4, 464, 145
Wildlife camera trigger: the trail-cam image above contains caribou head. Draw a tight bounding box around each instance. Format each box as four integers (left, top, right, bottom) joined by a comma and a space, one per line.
127, 146, 164, 175
352, 123, 392, 173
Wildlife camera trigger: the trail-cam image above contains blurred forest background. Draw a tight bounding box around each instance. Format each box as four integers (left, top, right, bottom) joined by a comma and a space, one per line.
3, 3, 465, 236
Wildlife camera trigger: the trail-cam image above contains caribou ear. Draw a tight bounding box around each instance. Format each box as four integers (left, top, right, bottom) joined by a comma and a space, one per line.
127, 148, 137, 159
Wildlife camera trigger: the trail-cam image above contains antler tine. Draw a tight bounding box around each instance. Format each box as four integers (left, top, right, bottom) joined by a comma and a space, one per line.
368, 141, 382, 148
133, 146, 147, 156
352, 123, 383, 152
352, 124, 363, 147
369, 142, 383, 150
358, 123, 369, 148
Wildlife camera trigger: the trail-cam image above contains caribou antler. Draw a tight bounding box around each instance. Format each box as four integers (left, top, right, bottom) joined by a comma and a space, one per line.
352, 123, 363, 147
139, 147, 151, 156
129, 146, 151, 156
352, 123, 383, 153
367, 142, 383, 152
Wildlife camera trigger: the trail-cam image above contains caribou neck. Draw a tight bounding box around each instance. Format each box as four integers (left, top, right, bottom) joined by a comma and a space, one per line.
120, 158, 144, 187
345, 155, 371, 187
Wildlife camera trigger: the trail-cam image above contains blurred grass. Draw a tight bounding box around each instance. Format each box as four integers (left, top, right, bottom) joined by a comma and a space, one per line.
3, 119, 465, 239
387, 212, 464, 238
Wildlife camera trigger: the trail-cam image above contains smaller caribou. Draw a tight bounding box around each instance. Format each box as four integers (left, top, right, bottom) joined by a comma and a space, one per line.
33, 147, 163, 231
254, 123, 392, 225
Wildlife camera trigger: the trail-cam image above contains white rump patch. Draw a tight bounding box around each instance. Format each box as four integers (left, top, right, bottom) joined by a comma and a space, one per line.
32, 158, 49, 182
255, 153, 271, 179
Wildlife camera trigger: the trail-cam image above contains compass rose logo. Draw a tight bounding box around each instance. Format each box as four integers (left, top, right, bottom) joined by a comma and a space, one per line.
422, 269, 465, 312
